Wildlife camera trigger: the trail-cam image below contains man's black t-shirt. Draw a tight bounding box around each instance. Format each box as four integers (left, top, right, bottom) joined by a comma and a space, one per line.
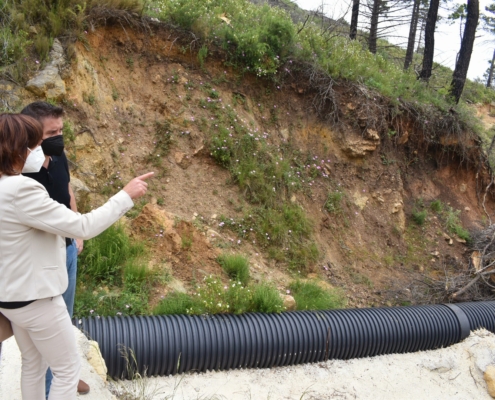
23, 152, 72, 245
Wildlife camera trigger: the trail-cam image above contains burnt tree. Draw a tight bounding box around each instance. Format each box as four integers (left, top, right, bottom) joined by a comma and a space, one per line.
418, 0, 440, 81
404, 0, 422, 69
449, 0, 479, 103
350, 0, 360, 40
368, 0, 382, 53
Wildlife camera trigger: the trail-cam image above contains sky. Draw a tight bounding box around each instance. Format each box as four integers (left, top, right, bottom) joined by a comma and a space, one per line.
294, 0, 494, 81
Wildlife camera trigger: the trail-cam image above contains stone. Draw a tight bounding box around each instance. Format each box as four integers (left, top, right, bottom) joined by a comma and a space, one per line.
484, 365, 495, 398
343, 138, 380, 157
207, 229, 221, 240
459, 183, 467, 193
86, 340, 108, 383
365, 129, 379, 140
464, 207, 471, 212
0, 80, 23, 111
391, 201, 403, 214
70, 177, 90, 209
174, 152, 192, 169
283, 295, 296, 311
353, 192, 369, 210
26, 39, 67, 99
279, 128, 289, 141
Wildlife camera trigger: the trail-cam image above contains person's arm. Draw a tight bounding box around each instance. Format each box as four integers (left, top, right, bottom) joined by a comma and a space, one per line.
68, 183, 84, 255
14, 173, 153, 240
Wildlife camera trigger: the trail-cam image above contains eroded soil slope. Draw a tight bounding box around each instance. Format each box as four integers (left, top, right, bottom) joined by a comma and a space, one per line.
51, 24, 494, 307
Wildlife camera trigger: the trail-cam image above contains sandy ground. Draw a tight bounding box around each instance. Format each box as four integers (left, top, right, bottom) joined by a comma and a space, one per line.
110, 330, 495, 400
1, 328, 495, 400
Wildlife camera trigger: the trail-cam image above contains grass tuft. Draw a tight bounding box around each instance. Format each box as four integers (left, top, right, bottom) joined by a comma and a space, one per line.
289, 280, 346, 310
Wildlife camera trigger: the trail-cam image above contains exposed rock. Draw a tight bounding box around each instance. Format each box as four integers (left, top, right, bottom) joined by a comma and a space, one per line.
365, 129, 379, 140
343, 137, 380, 157
353, 192, 369, 210
283, 295, 296, 311
207, 229, 221, 240
459, 183, 467, 193
279, 128, 289, 141
484, 365, 495, 398
0, 80, 23, 111
86, 340, 108, 383
26, 39, 67, 99
168, 279, 187, 293
465, 207, 471, 212
391, 201, 403, 214
175, 151, 192, 169
70, 176, 90, 210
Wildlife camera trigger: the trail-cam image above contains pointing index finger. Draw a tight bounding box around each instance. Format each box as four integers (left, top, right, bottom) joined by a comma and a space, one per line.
136, 172, 155, 181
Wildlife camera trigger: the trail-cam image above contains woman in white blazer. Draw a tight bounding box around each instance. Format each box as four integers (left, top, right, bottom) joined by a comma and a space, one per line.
0, 114, 153, 400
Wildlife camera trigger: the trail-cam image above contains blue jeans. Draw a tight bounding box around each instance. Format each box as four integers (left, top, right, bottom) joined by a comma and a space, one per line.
45, 239, 78, 398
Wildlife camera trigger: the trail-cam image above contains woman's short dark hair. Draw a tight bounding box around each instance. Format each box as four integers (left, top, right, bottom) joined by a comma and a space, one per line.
0, 114, 43, 176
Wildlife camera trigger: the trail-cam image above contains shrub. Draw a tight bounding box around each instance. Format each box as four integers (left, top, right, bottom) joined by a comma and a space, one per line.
430, 199, 443, 213
412, 209, 427, 226
325, 190, 344, 214
289, 280, 346, 310
250, 282, 284, 313
444, 206, 470, 242
217, 253, 250, 284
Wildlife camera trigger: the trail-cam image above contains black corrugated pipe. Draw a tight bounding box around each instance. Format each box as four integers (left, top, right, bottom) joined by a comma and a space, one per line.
73, 302, 495, 380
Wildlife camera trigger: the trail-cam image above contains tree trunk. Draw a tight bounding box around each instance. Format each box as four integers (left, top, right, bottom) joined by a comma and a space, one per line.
416, 8, 426, 53
368, 0, 381, 54
418, 0, 440, 81
487, 48, 495, 88
350, 0, 360, 40
449, 0, 479, 103
404, 0, 421, 70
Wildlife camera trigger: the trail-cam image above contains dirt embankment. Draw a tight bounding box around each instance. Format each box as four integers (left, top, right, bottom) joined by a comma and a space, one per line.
23, 22, 495, 306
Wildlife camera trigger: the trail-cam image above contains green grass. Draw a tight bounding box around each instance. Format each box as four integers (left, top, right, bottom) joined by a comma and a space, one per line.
324, 190, 344, 214
289, 280, 346, 310
153, 275, 284, 315
217, 253, 250, 284
412, 209, 427, 226
430, 199, 443, 213
75, 223, 160, 317
444, 206, 471, 242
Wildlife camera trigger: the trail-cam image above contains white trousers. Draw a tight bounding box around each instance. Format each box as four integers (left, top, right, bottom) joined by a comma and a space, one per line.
0, 295, 80, 400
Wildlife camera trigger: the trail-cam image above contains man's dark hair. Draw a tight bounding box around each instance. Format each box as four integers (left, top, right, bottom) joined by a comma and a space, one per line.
20, 101, 64, 121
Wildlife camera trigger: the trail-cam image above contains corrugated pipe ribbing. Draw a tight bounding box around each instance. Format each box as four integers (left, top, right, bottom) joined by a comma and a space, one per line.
73, 302, 495, 380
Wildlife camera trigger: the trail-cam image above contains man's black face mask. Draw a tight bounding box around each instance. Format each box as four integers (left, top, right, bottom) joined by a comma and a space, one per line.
41, 135, 65, 156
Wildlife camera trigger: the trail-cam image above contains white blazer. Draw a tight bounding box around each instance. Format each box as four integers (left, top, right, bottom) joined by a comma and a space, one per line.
0, 174, 134, 302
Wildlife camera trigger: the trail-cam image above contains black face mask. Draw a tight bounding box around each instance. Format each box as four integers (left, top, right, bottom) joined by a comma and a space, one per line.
41, 135, 65, 156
